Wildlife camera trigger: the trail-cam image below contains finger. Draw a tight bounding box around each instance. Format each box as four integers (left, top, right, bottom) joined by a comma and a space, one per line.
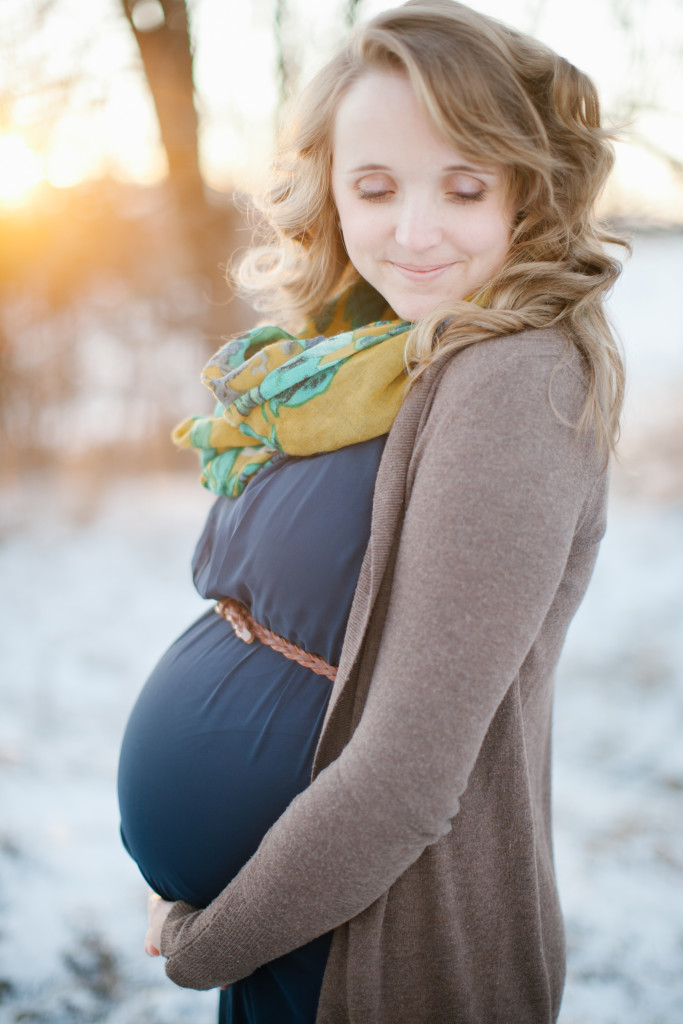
145, 938, 160, 957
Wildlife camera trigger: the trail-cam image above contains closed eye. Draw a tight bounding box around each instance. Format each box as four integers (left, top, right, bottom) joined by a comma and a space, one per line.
450, 189, 486, 203
357, 188, 393, 202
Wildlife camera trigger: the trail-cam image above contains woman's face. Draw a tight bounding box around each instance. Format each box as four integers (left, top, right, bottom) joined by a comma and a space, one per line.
331, 71, 515, 322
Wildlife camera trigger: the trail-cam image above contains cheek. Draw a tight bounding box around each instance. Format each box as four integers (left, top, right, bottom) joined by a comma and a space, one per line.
466, 213, 512, 265
334, 190, 388, 258
338, 209, 382, 259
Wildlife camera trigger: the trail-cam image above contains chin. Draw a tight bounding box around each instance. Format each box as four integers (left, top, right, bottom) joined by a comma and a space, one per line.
391, 297, 452, 323
378, 282, 472, 323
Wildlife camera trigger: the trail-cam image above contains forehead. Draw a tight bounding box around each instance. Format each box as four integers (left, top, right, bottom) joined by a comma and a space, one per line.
333, 70, 433, 144
331, 70, 484, 172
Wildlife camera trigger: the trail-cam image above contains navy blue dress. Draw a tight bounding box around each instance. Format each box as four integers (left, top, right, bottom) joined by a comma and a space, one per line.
117, 436, 385, 1023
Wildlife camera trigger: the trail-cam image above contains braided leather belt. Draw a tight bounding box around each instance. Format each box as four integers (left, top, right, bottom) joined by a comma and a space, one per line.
214, 597, 338, 682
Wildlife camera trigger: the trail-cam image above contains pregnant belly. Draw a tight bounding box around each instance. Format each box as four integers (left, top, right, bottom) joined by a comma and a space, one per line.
117, 608, 333, 908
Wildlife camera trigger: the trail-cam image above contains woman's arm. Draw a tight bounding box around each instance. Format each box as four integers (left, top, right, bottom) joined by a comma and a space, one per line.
160, 336, 604, 990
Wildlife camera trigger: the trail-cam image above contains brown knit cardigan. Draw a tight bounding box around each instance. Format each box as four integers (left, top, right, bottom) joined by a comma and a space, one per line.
160, 329, 608, 1023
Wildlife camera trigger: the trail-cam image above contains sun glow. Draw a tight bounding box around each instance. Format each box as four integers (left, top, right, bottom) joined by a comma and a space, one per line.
0, 134, 45, 206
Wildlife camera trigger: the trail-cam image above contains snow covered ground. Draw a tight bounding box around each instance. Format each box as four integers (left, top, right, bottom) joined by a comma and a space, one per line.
1, 231, 682, 1023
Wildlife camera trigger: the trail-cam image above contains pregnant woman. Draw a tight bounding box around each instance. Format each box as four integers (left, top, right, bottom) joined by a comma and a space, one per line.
118, 2, 626, 1021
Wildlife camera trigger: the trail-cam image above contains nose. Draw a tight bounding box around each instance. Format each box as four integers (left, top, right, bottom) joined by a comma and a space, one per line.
394, 196, 443, 252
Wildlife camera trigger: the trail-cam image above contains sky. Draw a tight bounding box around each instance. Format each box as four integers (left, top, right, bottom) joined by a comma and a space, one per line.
0, 0, 682, 219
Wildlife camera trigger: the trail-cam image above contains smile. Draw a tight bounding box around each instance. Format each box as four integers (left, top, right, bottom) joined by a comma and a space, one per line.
389, 262, 457, 283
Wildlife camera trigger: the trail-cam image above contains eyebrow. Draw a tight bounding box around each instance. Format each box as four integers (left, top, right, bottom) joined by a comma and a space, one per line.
346, 162, 496, 178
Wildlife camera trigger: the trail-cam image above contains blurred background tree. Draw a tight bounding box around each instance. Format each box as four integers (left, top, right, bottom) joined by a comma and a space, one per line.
0, 0, 250, 477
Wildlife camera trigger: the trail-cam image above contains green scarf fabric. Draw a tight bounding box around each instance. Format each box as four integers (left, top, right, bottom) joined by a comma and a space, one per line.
173, 280, 413, 497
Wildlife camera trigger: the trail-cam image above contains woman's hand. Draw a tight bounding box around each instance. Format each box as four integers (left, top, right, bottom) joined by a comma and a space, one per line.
145, 890, 175, 957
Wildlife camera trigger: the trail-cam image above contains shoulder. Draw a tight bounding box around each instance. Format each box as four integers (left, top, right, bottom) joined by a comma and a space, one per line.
423, 327, 589, 430
402, 326, 605, 494
434, 326, 585, 391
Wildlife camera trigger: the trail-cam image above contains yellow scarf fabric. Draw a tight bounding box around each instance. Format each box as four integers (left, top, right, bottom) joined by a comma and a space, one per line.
173, 281, 413, 497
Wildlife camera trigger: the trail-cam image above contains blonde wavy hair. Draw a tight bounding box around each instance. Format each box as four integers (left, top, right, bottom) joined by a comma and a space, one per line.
236, 0, 627, 452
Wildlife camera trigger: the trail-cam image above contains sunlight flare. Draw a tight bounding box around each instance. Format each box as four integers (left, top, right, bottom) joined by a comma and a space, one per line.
0, 134, 44, 206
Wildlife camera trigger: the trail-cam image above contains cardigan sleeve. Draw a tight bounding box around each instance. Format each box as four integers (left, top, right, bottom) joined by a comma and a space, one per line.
160, 337, 605, 990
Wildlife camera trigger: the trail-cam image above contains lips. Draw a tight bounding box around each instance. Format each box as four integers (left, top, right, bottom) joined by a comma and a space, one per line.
389, 261, 457, 283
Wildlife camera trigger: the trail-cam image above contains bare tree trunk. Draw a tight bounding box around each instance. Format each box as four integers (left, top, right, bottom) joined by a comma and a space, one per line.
121, 0, 252, 344
122, 1, 203, 254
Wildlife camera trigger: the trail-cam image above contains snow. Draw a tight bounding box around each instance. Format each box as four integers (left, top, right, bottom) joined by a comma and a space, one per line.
553, 498, 683, 1024
1, 231, 682, 1022
0, 478, 217, 1023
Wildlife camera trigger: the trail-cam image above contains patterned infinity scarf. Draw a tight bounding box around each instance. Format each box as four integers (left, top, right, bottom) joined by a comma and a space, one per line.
173, 280, 413, 497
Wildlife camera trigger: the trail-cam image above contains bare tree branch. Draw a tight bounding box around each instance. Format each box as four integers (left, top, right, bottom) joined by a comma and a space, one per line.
345, 0, 363, 30
274, 0, 300, 120
630, 131, 683, 178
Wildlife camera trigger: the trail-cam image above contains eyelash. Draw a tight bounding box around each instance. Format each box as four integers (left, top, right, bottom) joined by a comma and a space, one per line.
356, 188, 486, 204
357, 189, 391, 203
452, 190, 485, 204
